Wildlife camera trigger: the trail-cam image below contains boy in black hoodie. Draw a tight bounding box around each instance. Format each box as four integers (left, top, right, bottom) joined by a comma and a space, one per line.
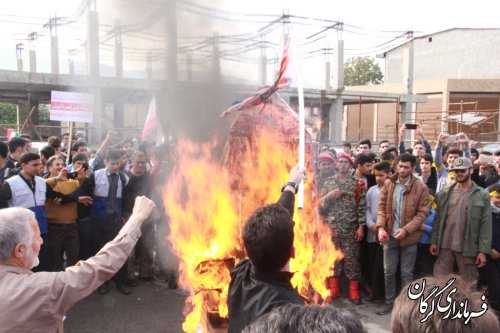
227, 166, 305, 333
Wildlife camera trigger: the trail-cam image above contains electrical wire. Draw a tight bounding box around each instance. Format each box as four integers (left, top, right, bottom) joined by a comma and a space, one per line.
0, 1, 429, 72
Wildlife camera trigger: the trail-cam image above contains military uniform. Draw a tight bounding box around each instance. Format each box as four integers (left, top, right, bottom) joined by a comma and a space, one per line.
314, 171, 336, 198
320, 175, 366, 280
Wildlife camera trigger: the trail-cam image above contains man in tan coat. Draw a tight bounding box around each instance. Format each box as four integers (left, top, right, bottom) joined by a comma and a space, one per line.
0, 196, 155, 333
375, 153, 430, 315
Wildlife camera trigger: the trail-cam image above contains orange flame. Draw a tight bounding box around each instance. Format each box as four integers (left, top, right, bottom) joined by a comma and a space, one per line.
164, 131, 342, 332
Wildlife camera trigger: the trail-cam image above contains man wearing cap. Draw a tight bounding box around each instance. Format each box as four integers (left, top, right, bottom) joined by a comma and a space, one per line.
430, 157, 492, 283
319, 151, 365, 305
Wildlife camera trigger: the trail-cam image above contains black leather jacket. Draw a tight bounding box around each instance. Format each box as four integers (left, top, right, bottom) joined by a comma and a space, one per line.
227, 190, 304, 333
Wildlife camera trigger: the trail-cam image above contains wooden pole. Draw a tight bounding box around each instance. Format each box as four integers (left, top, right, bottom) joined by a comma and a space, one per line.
66, 121, 74, 165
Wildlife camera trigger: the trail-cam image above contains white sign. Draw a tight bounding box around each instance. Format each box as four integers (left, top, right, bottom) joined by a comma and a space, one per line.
50, 91, 94, 123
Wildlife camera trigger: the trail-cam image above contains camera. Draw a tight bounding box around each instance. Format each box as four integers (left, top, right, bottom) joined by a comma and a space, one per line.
66, 171, 79, 180
405, 123, 418, 130
446, 135, 457, 142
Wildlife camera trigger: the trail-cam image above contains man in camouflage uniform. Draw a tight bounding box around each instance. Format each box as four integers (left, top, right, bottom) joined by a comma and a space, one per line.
319, 151, 366, 305
314, 152, 337, 196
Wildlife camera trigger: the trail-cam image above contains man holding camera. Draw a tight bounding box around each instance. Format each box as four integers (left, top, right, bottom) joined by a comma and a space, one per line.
45, 155, 90, 271
398, 124, 431, 175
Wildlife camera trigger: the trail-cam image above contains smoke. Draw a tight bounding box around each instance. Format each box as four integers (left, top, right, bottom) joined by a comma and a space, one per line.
93, 0, 284, 142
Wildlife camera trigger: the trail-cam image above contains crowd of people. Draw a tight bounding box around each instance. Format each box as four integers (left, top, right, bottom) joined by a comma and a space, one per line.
0, 131, 178, 296
313, 124, 500, 317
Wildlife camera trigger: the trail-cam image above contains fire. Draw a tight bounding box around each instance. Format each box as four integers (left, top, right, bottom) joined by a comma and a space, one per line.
164, 131, 342, 332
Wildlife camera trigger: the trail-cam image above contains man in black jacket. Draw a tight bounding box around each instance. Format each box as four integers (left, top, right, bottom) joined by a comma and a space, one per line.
227, 166, 305, 333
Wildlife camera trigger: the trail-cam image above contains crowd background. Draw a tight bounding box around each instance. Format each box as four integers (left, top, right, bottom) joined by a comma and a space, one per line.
314, 123, 500, 318
0, 130, 178, 295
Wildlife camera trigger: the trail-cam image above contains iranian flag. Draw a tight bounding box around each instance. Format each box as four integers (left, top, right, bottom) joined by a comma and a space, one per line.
6, 129, 20, 140
141, 98, 164, 146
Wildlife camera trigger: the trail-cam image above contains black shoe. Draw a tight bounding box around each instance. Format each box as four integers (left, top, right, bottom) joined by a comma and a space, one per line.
126, 278, 139, 287
376, 303, 393, 315
116, 283, 131, 295
138, 276, 155, 282
168, 279, 178, 290
98, 283, 108, 295
350, 298, 362, 305
363, 294, 383, 303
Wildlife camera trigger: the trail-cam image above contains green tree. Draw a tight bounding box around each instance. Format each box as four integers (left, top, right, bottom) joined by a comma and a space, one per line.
344, 56, 383, 86
39, 104, 51, 123
0, 102, 17, 124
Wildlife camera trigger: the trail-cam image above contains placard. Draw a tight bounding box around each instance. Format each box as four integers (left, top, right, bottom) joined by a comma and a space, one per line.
49, 91, 94, 123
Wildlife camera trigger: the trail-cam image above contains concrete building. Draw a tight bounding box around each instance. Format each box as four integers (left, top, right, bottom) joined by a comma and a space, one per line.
383, 28, 500, 83
344, 28, 500, 146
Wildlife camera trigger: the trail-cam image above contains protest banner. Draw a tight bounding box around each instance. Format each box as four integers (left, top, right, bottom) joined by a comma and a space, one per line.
49, 91, 94, 123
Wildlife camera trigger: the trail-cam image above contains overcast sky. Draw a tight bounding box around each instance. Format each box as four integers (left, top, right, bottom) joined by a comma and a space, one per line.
1, 0, 499, 87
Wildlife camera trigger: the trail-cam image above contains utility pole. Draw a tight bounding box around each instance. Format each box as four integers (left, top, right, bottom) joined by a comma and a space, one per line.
113, 20, 125, 129
46, 15, 60, 74
401, 31, 414, 143
114, 20, 123, 78
68, 48, 77, 75
165, 0, 177, 84
211, 32, 220, 84
16, 43, 23, 71
28, 32, 37, 73
86, 0, 102, 144
86, 0, 100, 77
330, 22, 344, 145
324, 47, 331, 90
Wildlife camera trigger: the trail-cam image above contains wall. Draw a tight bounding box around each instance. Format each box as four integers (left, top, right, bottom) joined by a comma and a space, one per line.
385, 29, 500, 84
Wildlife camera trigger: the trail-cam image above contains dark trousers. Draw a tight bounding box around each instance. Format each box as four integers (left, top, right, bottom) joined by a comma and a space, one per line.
89, 217, 127, 284
128, 219, 155, 278
359, 239, 369, 286
77, 217, 93, 260
32, 233, 49, 272
48, 223, 79, 271
367, 242, 385, 299
414, 243, 436, 278
478, 256, 500, 314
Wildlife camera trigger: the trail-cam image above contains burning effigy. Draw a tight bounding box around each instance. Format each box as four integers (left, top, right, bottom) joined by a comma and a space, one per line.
163, 35, 341, 332
163, 86, 343, 332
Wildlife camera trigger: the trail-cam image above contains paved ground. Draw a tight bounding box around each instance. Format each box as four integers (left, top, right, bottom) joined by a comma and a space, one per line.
64, 280, 391, 333
65, 280, 186, 333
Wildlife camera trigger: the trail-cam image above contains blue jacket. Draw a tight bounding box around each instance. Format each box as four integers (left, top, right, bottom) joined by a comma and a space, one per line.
420, 209, 435, 244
